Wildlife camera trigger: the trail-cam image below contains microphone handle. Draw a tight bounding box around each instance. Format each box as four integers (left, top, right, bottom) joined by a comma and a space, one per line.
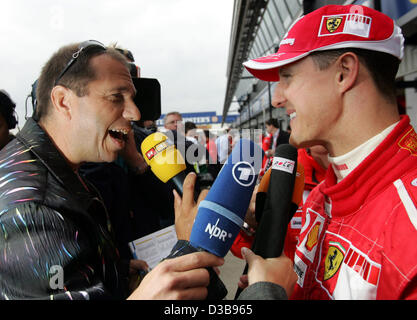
166, 241, 228, 300
171, 170, 200, 201
254, 192, 267, 223
234, 201, 298, 300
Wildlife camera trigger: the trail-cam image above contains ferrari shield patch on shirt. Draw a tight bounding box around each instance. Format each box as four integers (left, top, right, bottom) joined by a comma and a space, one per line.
324, 242, 345, 281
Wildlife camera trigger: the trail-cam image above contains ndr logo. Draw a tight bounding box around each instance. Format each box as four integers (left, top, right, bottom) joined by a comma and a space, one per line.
205, 218, 232, 242
232, 161, 255, 187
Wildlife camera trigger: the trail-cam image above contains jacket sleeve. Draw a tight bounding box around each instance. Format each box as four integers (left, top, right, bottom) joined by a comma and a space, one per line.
0, 202, 112, 300
237, 282, 288, 300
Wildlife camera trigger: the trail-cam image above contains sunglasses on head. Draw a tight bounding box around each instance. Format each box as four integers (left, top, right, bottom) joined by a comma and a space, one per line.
54, 40, 106, 86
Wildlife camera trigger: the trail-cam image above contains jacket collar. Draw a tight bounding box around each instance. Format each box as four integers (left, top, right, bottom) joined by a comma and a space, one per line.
320, 115, 417, 217
16, 117, 94, 205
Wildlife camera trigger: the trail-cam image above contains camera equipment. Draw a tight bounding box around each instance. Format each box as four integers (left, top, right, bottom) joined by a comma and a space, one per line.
0, 90, 18, 129
132, 78, 161, 121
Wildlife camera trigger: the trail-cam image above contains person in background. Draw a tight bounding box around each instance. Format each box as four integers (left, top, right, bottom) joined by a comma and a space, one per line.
204, 129, 218, 164
204, 129, 221, 180
184, 121, 199, 144
260, 118, 290, 177
143, 119, 157, 133
0, 89, 18, 149
215, 129, 233, 164
164, 111, 183, 132
163, 111, 198, 168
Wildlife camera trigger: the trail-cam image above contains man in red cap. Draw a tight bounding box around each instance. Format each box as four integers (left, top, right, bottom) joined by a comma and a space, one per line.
240, 4, 417, 299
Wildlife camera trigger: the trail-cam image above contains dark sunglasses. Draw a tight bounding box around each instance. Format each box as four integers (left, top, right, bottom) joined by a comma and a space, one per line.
54, 40, 106, 86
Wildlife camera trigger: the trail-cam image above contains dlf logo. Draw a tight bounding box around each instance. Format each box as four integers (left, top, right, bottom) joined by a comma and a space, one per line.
205, 218, 232, 242
232, 161, 255, 187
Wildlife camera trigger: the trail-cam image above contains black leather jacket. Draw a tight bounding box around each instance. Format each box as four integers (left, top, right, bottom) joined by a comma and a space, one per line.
0, 118, 129, 299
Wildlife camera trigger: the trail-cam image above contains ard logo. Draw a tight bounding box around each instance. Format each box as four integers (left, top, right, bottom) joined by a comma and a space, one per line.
324, 243, 345, 281
326, 17, 343, 33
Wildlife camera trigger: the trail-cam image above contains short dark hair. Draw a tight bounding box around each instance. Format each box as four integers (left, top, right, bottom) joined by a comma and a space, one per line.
184, 121, 197, 134
266, 118, 279, 128
309, 48, 400, 103
35, 43, 128, 121
0, 90, 17, 129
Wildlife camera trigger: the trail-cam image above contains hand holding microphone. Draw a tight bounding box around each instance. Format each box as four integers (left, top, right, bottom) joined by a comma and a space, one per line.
167, 138, 264, 299
235, 144, 304, 299
237, 247, 298, 300
189, 138, 264, 257
251, 144, 304, 258
173, 172, 209, 240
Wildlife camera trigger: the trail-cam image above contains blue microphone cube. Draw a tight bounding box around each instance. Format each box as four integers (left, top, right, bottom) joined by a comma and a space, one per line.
190, 139, 263, 257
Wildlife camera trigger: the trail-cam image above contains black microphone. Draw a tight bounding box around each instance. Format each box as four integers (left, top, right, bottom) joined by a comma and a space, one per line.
251, 144, 304, 257
235, 144, 303, 299
254, 167, 271, 223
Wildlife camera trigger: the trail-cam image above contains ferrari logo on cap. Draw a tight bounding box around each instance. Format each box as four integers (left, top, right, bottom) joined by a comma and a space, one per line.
319, 14, 372, 38
326, 17, 343, 33
324, 243, 345, 281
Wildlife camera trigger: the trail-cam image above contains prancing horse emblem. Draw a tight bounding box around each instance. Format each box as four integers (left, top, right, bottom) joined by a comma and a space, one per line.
326, 17, 343, 33
324, 245, 344, 281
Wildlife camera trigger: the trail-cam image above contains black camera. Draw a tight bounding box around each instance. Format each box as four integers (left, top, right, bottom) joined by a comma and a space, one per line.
132, 77, 161, 121
29, 76, 161, 122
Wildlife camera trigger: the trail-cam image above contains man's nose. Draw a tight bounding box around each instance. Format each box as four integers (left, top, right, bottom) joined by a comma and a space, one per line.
124, 99, 141, 121
271, 83, 286, 108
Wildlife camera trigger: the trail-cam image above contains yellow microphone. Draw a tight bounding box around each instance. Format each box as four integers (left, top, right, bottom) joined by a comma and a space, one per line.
141, 132, 198, 199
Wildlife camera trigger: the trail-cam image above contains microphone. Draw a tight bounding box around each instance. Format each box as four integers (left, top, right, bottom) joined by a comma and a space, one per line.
166, 138, 263, 300
234, 144, 304, 299
189, 139, 264, 258
141, 132, 199, 200
251, 144, 304, 258
254, 167, 272, 223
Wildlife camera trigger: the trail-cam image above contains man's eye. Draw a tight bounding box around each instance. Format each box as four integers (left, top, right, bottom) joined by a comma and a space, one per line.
110, 94, 123, 102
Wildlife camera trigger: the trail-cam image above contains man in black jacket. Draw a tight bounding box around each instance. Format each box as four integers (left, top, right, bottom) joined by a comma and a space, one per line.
0, 40, 223, 300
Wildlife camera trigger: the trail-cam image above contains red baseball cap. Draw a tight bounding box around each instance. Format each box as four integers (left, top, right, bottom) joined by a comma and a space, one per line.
243, 5, 404, 82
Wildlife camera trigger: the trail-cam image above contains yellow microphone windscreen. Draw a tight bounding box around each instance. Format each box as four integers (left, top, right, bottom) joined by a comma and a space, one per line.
141, 132, 186, 182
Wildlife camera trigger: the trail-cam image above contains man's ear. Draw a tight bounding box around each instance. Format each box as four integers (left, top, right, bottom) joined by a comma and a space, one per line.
50, 85, 73, 119
335, 52, 360, 94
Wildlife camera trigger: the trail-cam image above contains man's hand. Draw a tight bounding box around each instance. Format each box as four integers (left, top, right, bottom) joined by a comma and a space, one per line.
129, 259, 149, 276
128, 259, 150, 292
239, 247, 298, 297
243, 184, 258, 233
127, 251, 224, 300
173, 172, 209, 240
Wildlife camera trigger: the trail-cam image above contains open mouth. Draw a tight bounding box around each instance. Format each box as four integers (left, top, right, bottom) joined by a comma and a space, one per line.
109, 129, 128, 142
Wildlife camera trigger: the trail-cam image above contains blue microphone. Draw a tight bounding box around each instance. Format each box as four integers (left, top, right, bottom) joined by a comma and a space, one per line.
189, 139, 264, 257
